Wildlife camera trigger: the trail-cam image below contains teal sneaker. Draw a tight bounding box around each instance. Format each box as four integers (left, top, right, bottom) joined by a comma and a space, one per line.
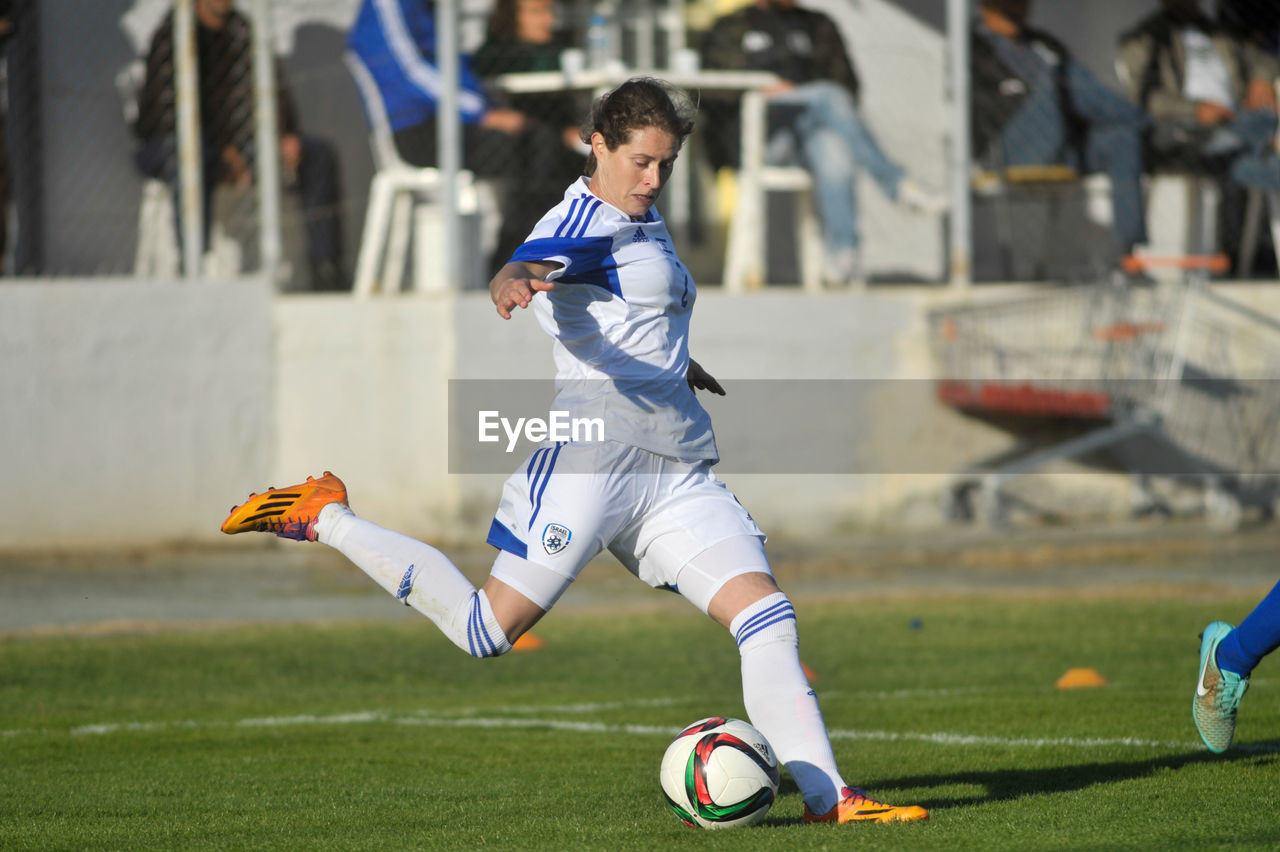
1193, 621, 1250, 753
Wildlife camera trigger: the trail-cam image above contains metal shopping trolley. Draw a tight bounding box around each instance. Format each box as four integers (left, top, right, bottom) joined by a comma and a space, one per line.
929, 256, 1280, 527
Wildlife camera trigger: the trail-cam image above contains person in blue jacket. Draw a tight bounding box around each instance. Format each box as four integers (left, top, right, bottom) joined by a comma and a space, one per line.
348, 0, 574, 272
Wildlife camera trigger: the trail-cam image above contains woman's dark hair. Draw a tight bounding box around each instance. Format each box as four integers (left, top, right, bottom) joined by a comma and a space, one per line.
484, 0, 520, 41
580, 77, 697, 175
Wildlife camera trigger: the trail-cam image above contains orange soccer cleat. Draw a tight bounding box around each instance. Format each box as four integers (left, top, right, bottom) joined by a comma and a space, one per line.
220, 472, 347, 541
802, 787, 929, 824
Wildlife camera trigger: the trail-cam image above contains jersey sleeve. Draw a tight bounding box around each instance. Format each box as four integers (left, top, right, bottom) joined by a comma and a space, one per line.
509, 192, 622, 294
511, 236, 615, 283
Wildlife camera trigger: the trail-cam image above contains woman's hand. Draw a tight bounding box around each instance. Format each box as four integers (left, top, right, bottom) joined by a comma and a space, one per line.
1196, 100, 1234, 126
687, 358, 725, 396
489, 260, 561, 319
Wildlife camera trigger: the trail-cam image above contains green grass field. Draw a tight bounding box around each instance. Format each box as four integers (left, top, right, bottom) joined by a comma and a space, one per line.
3, 591, 1278, 849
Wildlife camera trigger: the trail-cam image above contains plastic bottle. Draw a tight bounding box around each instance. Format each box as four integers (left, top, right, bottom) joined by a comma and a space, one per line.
587, 12, 610, 71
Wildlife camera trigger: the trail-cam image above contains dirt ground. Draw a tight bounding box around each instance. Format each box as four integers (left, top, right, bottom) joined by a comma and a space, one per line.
2, 520, 1278, 637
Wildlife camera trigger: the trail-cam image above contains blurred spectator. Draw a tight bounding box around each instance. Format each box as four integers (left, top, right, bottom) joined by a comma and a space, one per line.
134, 0, 346, 289
973, 0, 1149, 263
700, 0, 947, 288
347, 0, 570, 275
1118, 0, 1280, 188
471, 0, 586, 181
0, 0, 12, 276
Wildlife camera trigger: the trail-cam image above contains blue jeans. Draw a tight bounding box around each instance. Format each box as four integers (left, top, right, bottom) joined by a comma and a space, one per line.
1215, 109, 1280, 193
1000, 59, 1149, 253
766, 80, 904, 254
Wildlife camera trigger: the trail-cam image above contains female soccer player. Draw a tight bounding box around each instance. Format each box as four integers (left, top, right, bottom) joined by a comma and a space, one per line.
222, 78, 926, 825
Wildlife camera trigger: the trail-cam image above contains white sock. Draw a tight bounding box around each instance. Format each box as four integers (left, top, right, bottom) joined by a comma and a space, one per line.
730, 592, 845, 814
314, 503, 511, 658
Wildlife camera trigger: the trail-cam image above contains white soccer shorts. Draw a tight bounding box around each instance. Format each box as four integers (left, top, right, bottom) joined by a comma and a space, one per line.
485, 441, 766, 611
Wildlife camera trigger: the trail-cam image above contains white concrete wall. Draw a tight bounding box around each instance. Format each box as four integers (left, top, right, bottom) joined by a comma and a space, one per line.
6, 281, 1279, 551
0, 279, 274, 549
268, 288, 984, 543
1, 281, 988, 550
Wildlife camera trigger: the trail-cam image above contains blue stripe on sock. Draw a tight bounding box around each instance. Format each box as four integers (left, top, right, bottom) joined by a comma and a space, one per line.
466, 596, 478, 657
735, 600, 792, 638
468, 595, 498, 658
736, 612, 797, 647
735, 600, 795, 646
477, 601, 498, 657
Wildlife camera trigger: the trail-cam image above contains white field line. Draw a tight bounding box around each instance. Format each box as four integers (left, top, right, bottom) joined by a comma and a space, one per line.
474, 696, 687, 716
6, 699, 1277, 753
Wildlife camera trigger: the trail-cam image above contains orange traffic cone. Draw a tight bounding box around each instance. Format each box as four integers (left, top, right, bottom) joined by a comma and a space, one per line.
1055, 667, 1108, 689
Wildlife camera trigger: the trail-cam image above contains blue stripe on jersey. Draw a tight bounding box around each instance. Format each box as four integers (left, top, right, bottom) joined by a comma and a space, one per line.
526, 446, 551, 484
734, 599, 796, 647
511, 235, 623, 298
486, 518, 528, 559
574, 199, 603, 237
526, 446, 552, 510
528, 441, 565, 530
554, 197, 586, 238
553, 268, 622, 297
512, 235, 612, 270
553, 195, 599, 239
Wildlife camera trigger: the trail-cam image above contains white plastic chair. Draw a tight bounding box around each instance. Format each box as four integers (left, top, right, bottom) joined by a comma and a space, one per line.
122, 58, 244, 279
1235, 78, 1280, 278
1114, 57, 1226, 276
345, 51, 480, 296
723, 165, 824, 293
721, 92, 823, 292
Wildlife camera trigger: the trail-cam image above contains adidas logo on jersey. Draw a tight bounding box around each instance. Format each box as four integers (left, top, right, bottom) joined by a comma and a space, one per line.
631, 228, 650, 243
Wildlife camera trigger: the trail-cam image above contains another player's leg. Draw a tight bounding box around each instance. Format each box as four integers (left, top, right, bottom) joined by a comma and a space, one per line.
681, 537, 927, 824
1192, 622, 1243, 753
1194, 580, 1280, 752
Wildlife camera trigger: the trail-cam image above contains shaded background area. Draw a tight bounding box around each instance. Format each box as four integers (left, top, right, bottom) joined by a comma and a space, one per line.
5, 521, 1280, 634
4, 0, 1170, 279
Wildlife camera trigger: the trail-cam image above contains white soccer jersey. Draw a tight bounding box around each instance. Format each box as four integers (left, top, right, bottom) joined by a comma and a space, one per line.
509, 177, 718, 462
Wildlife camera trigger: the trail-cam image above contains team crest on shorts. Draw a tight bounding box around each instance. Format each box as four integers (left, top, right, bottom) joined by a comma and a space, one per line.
541, 523, 572, 556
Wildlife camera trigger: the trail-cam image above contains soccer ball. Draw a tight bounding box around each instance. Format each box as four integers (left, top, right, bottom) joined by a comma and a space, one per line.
659, 716, 780, 829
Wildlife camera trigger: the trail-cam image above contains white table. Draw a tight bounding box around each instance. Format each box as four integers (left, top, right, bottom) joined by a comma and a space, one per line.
493, 68, 777, 97
493, 69, 780, 289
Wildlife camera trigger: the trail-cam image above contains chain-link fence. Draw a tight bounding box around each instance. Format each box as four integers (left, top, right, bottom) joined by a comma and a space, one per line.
5, 0, 1280, 287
